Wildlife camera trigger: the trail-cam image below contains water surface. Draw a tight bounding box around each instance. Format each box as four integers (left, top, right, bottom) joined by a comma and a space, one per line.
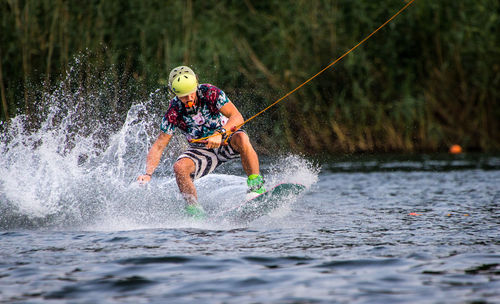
1, 155, 499, 303
0, 73, 498, 303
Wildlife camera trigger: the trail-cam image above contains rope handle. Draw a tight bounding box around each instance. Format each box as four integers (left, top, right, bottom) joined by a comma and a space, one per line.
189, 126, 238, 146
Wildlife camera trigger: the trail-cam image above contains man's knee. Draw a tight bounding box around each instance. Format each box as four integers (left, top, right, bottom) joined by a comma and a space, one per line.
173, 158, 195, 177
230, 132, 251, 152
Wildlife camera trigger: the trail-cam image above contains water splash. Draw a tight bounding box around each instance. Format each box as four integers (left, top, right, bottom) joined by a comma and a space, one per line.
0, 58, 173, 230
266, 154, 320, 188
0, 59, 318, 231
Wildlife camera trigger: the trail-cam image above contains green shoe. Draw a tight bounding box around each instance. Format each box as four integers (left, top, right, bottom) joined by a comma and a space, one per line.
247, 174, 266, 195
185, 204, 206, 220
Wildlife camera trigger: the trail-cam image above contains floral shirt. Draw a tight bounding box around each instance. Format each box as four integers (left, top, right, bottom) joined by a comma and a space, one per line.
161, 84, 230, 143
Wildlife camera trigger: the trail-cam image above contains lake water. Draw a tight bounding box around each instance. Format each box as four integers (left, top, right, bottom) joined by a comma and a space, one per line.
0, 79, 499, 303
1, 153, 499, 303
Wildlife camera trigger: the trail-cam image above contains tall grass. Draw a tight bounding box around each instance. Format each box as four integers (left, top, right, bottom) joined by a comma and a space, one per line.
1, 0, 499, 153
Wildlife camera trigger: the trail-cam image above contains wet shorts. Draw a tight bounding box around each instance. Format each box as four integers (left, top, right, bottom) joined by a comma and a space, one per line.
176, 130, 245, 180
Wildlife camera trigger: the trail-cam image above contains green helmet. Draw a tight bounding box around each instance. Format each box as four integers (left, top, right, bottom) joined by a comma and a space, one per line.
171, 73, 198, 97
168, 66, 198, 96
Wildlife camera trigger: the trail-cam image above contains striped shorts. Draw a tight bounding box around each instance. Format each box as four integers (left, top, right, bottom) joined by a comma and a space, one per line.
176, 130, 244, 180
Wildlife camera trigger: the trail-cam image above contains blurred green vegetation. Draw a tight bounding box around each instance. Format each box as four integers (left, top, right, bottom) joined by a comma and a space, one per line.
1, 0, 499, 154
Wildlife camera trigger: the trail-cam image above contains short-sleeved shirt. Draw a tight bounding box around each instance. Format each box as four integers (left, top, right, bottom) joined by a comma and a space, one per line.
161, 84, 230, 143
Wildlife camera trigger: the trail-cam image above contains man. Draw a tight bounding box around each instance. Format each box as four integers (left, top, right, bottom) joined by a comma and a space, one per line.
137, 66, 265, 219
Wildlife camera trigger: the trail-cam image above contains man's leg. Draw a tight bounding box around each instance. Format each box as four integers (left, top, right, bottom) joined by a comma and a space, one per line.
229, 132, 260, 176
173, 157, 198, 205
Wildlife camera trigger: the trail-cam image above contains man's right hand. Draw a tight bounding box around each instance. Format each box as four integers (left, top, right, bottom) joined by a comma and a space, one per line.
137, 174, 152, 184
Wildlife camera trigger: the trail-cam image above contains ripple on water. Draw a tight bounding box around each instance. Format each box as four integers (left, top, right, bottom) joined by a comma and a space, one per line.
0, 160, 498, 303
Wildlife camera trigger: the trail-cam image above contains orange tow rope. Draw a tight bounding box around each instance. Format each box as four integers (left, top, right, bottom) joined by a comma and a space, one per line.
191, 0, 417, 144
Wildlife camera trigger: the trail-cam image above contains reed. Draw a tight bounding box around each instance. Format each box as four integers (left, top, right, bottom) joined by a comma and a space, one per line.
1, 0, 499, 153
0, 47, 8, 121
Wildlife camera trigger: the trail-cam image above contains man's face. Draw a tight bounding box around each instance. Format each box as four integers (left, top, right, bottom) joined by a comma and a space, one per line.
178, 92, 197, 108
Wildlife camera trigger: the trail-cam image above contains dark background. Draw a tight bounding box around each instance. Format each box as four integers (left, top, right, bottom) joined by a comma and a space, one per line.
1, 0, 499, 154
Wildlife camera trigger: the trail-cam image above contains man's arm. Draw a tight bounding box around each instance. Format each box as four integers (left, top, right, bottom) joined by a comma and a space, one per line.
205, 101, 243, 149
137, 132, 172, 183
219, 101, 244, 131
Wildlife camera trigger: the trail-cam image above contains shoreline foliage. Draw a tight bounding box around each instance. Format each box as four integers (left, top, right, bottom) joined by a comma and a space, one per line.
1, 0, 499, 154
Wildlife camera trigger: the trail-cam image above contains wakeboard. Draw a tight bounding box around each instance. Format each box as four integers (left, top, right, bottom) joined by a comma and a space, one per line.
220, 183, 306, 223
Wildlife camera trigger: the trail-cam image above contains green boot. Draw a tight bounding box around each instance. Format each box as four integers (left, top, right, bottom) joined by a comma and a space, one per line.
247, 174, 266, 195
185, 204, 206, 220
